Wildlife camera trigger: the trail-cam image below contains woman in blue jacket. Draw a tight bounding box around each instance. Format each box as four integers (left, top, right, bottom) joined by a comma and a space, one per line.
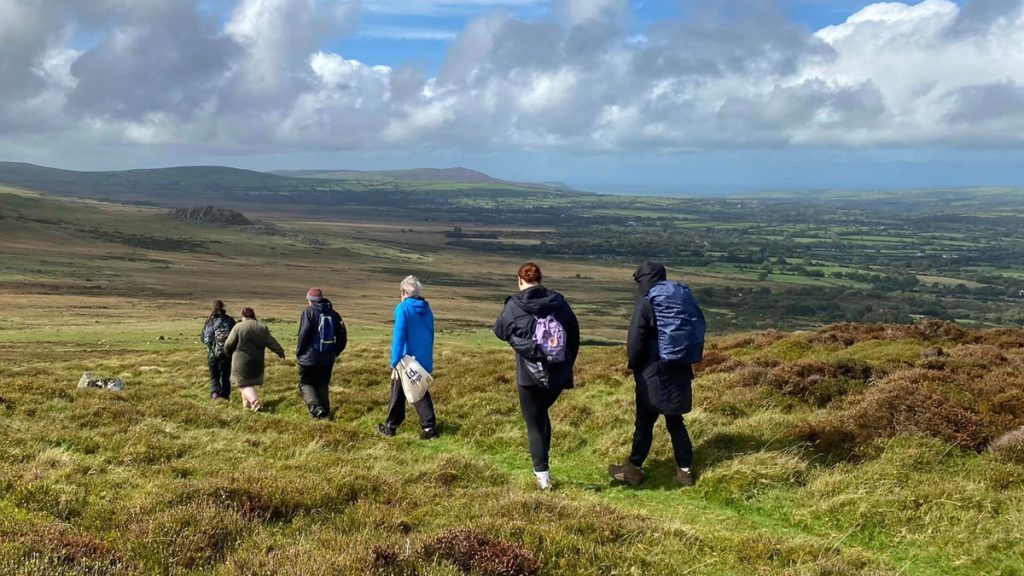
377, 276, 439, 440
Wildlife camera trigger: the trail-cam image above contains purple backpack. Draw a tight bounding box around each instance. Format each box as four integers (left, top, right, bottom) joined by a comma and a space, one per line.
533, 315, 567, 363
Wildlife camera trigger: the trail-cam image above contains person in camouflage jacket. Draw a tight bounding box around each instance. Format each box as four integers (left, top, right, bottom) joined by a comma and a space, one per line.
201, 300, 236, 401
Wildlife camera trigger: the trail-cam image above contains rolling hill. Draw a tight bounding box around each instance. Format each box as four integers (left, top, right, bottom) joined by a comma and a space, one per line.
0, 162, 576, 208
271, 167, 501, 184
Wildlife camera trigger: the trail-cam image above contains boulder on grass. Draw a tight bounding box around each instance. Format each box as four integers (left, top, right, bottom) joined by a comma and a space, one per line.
77, 372, 125, 392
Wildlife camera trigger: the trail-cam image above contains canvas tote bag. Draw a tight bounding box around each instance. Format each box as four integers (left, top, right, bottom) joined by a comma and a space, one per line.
397, 355, 434, 404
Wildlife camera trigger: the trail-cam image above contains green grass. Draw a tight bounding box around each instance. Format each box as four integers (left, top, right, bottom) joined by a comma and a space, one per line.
3, 182, 1024, 574
1, 320, 1023, 575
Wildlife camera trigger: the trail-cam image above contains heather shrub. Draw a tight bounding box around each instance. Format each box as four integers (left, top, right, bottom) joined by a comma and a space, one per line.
811, 320, 968, 346
737, 359, 876, 406
946, 344, 1008, 365
798, 368, 1024, 454
972, 328, 1024, 349
370, 544, 417, 576
420, 529, 540, 576
694, 349, 730, 373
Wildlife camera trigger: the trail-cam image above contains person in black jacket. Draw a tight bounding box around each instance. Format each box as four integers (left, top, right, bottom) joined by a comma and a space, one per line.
200, 300, 235, 401
493, 262, 580, 490
296, 288, 347, 419
609, 261, 696, 487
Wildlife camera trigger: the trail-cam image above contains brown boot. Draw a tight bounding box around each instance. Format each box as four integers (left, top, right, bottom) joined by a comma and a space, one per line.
676, 468, 695, 487
608, 463, 644, 487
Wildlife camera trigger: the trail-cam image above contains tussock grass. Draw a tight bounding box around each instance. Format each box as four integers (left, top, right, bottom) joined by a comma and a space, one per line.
1, 320, 1023, 574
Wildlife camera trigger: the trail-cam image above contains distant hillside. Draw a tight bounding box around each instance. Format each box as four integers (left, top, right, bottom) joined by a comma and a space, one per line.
0, 161, 580, 208
0, 162, 295, 204
0, 162, 292, 188
272, 166, 575, 191
273, 167, 499, 184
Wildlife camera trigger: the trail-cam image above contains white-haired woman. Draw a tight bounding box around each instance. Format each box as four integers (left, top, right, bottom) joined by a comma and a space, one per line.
377, 275, 439, 440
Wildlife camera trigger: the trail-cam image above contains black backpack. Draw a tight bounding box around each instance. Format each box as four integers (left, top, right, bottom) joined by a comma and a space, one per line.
207, 316, 234, 359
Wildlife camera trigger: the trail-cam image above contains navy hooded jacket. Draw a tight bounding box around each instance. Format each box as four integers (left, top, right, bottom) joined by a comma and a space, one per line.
296, 299, 347, 367
628, 261, 694, 415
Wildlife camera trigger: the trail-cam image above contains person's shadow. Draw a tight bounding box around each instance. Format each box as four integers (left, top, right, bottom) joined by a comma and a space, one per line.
258, 397, 286, 414
614, 431, 805, 491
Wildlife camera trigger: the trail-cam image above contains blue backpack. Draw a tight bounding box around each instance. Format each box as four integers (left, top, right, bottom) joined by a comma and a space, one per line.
315, 313, 337, 353
646, 281, 706, 364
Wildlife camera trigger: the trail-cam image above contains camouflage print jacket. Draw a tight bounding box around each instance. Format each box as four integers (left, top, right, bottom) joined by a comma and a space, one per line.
201, 313, 236, 360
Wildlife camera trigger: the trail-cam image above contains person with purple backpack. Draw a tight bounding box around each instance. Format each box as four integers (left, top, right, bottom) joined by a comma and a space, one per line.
493, 262, 580, 490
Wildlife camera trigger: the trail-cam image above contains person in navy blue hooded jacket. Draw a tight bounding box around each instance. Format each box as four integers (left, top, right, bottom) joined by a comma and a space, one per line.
609, 261, 697, 488
377, 276, 439, 440
296, 288, 346, 419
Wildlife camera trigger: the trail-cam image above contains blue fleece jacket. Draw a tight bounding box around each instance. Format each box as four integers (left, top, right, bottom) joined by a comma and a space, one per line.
391, 297, 434, 373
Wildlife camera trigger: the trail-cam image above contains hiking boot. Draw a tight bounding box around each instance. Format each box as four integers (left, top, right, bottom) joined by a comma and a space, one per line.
376, 423, 396, 437
676, 468, 695, 487
608, 463, 644, 487
420, 427, 439, 440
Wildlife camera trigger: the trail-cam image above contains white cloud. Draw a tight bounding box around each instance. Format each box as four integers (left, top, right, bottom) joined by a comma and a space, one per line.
4, 0, 1024, 160
561, 0, 626, 27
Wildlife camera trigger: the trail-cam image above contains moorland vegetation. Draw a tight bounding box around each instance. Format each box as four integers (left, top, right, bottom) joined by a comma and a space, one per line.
1, 170, 1024, 574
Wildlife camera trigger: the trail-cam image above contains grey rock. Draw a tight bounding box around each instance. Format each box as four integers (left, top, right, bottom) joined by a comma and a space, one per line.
77, 371, 125, 392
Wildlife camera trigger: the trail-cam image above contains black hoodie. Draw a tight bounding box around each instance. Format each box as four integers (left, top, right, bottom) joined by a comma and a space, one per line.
627, 261, 694, 415
296, 298, 347, 367
634, 260, 667, 298
493, 286, 581, 389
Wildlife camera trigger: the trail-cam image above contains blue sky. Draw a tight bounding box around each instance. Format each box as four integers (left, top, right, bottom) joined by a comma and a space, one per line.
5, 0, 1024, 194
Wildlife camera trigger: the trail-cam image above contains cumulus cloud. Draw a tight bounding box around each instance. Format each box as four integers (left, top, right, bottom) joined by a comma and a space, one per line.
2, 0, 1024, 160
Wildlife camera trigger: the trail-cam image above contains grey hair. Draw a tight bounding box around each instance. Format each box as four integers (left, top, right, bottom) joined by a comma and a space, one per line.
400, 275, 423, 297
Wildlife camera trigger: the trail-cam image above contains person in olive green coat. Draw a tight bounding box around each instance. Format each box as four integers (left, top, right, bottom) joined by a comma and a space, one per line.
224, 307, 285, 411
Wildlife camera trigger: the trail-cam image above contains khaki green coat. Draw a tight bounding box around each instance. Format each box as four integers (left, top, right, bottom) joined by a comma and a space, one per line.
224, 318, 285, 387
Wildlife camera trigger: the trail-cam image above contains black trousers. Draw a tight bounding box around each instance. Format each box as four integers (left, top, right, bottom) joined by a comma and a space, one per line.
385, 374, 437, 430
629, 379, 694, 469
517, 385, 563, 473
298, 364, 333, 418
208, 356, 231, 398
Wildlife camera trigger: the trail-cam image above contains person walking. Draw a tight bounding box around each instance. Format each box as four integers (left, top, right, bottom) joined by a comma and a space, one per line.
200, 300, 235, 401
609, 261, 706, 488
493, 262, 580, 490
377, 276, 439, 440
224, 307, 285, 412
296, 288, 346, 419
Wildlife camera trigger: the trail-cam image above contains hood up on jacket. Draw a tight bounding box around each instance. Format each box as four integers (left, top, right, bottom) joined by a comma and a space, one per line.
633, 261, 667, 296
309, 298, 335, 315
512, 286, 567, 316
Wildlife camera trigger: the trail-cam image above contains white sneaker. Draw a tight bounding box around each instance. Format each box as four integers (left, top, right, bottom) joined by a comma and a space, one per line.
535, 471, 552, 490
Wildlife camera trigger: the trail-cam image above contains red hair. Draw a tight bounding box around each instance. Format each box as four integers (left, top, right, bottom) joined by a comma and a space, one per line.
518, 262, 542, 284
241, 307, 256, 319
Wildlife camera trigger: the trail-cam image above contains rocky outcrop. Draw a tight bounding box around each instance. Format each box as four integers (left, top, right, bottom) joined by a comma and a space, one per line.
170, 205, 252, 226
